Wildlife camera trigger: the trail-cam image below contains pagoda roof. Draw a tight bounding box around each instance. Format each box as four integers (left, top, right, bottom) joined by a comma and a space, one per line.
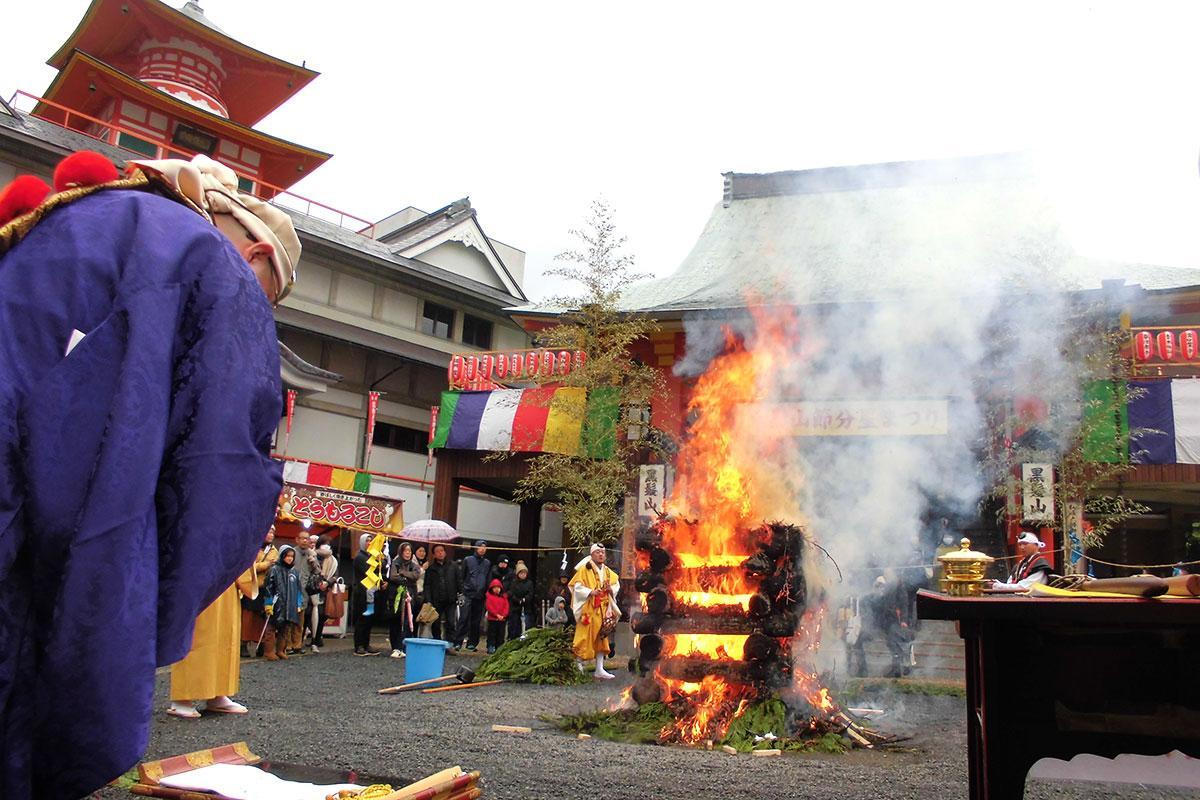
48, 0, 318, 126
511, 153, 1200, 320
39, 51, 329, 191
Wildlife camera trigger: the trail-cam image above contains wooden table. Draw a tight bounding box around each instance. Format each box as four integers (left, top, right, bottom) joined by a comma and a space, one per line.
916, 590, 1200, 800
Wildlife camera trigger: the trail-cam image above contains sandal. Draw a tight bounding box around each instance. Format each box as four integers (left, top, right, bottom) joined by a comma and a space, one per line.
203, 697, 248, 715
166, 704, 200, 719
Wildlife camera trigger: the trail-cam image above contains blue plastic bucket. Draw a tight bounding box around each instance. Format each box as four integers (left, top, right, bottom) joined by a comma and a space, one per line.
404, 637, 451, 684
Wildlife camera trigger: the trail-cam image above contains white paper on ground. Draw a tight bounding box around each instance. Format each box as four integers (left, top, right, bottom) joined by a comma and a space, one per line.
159, 763, 362, 800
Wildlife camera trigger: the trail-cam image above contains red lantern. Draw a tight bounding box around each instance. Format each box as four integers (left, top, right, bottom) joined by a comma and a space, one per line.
510, 353, 523, 377
524, 351, 539, 376
494, 353, 509, 379
448, 355, 464, 385
556, 350, 571, 375
1181, 330, 1200, 361
573, 350, 587, 370
1156, 331, 1176, 361
479, 354, 493, 380
465, 355, 478, 382
541, 350, 556, 376
1133, 331, 1154, 361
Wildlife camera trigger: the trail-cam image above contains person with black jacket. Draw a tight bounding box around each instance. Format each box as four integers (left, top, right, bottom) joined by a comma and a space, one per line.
424, 543, 461, 645
352, 534, 381, 656
491, 555, 513, 591
455, 540, 492, 651
507, 561, 535, 640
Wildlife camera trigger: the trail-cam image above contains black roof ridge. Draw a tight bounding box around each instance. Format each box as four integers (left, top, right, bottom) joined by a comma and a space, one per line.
722, 152, 1032, 204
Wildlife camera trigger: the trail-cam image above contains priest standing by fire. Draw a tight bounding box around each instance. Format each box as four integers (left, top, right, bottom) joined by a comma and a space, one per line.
0, 151, 296, 799
571, 543, 621, 679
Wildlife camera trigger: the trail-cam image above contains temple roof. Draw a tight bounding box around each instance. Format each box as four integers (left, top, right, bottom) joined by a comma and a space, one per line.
512, 153, 1200, 319
48, 0, 318, 125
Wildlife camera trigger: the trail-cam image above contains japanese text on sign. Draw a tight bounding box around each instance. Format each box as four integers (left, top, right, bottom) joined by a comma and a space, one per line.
638, 465, 666, 519
742, 400, 950, 437
1021, 463, 1055, 523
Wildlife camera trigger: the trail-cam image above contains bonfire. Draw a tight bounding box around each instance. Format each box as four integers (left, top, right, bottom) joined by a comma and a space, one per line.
622, 317, 886, 749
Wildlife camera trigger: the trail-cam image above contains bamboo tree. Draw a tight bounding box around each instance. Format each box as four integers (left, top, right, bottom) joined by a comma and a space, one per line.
511, 200, 664, 545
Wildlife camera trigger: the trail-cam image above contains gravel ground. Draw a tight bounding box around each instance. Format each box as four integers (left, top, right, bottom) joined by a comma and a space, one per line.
92, 635, 1193, 800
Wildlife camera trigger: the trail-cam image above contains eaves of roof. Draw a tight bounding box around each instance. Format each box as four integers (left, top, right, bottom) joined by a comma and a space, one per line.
288, 211, 528, 310
279, 341, 341, 382
0, 107, 133, 168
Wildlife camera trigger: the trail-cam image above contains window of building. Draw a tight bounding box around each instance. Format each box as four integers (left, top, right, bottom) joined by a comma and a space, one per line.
372, 422, 428, 454
117, 131, 158, 157
462, 314, 493, 349
420, 301, 454, 339
237, 175, 255, 194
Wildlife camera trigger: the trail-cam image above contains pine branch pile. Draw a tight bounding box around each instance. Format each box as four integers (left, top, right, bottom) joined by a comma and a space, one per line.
555, 697, 849, 752
476, 627, 591, 685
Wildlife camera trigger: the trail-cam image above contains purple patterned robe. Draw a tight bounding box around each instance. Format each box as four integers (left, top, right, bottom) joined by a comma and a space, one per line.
0, 189, 283, 798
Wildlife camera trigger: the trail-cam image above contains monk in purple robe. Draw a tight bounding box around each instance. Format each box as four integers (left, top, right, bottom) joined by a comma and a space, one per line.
0, 154, 299, 799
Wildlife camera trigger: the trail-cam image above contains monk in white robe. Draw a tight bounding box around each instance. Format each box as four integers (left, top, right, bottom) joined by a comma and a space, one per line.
571, 543, 620, 679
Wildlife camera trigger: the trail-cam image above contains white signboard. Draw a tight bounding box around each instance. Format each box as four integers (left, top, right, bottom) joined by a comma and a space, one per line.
740, 400, 950, 437
637, 465, 666, 519
1022, 463, 1055, 523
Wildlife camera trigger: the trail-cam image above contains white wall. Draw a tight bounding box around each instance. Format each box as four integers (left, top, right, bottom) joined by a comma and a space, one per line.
332, 272, 375, 316
492, 323, 530, 351
490, 238, 526, 286
420, 241, 504, 290
379, 288, 419, 328
291, 261, 332, 304
457, 493, 521, 542
284, 405, 361, 466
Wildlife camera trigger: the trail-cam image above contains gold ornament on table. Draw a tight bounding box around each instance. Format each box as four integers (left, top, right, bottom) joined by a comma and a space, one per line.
937, 538, 995, 597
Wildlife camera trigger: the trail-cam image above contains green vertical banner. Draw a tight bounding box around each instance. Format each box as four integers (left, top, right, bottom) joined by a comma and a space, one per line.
1082, 380, 1128, 463
582, 386, 622, 459
430, 391, 460, 449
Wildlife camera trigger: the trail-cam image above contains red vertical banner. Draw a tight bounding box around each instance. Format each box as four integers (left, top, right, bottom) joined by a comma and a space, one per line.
283, 389, 297, 454
365, 391, 381, 467
428, 405, 440, 466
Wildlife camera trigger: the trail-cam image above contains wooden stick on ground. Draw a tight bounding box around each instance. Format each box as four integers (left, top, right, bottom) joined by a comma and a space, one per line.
421, 680, 504, 694
491, 724, 532, 734
376, 767, 463, 799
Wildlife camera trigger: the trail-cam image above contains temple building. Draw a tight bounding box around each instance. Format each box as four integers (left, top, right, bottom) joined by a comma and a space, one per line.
506, 153, 1200, 575
0, 0, 547, 547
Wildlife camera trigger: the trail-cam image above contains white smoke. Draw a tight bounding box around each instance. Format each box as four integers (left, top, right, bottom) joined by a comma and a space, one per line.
669, 156, 1105, 678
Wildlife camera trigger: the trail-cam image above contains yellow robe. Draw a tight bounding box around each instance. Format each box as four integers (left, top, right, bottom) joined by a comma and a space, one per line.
170, 569, 256, 701
570, 559, 620, 660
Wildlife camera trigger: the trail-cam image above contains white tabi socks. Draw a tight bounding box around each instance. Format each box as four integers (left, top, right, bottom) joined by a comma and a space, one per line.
594, 654, 615, 680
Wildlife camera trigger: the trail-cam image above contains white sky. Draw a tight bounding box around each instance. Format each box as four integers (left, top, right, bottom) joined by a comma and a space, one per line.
7, 1, 1200, 300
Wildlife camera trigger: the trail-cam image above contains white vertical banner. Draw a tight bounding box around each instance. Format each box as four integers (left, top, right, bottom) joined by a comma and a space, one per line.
638, 464, 666, 519
1021, 463, 1055, 523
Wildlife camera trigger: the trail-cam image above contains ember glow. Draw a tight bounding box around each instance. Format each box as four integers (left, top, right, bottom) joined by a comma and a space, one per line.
635, 312, 840, 745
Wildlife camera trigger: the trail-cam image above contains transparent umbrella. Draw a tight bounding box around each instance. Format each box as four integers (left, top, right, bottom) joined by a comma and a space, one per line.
398, 519, 458, 542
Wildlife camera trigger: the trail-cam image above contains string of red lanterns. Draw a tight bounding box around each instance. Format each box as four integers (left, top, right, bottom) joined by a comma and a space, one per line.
1132, 329, 1200, 363
447, 348, 588, 389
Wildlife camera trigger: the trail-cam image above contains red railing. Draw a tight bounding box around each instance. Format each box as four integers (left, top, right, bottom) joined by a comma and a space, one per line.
7, 89, 376, 237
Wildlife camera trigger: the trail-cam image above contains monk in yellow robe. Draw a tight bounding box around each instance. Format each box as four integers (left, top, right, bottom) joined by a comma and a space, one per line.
570, 543, 620, 680
166, 567, 258, 718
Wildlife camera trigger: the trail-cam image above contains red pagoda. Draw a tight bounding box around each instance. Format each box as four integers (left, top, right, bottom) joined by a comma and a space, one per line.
27, 0, 329, 197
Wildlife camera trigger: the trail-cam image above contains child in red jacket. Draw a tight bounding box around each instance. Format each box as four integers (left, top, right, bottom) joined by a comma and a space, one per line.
484, 578, 509, 654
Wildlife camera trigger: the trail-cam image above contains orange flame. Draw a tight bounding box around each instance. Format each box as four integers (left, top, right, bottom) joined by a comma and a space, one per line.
642, 313, 838, 744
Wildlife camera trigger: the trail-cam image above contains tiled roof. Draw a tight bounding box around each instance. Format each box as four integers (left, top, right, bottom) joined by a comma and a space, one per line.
513, 153, 1200, 316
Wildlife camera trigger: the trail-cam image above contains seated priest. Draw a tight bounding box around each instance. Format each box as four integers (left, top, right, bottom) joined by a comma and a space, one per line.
0, 151, 298, 799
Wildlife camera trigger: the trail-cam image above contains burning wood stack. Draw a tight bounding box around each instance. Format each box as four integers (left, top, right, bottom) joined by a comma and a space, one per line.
632, 520, 805, 693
